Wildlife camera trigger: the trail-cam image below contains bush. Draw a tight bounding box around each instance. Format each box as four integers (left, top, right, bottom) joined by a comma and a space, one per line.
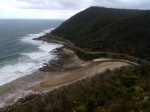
71, 105, 88, 112
121, 73, 138, 88
108, 104, 122, 112
88, 96, 105, 111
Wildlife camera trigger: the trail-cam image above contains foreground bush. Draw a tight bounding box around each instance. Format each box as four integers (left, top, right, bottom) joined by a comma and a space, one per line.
1, 65, 150, 112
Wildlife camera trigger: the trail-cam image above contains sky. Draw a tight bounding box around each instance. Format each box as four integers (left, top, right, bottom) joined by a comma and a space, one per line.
0, 0, 150, 19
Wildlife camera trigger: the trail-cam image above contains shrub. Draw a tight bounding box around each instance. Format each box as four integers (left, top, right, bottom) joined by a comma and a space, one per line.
71, 105, 88, 112
88, 96, 105, 111
121, 73, 138, 88
108, 104, 122, 112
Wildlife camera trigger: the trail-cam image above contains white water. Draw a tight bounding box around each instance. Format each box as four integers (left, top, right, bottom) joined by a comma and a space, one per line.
0, 29, 62, 86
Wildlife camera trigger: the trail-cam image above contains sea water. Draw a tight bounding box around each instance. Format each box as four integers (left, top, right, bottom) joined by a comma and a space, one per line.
0, 19, 63, 86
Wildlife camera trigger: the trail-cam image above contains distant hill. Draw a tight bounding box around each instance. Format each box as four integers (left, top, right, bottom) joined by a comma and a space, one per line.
51, 6, 150, 61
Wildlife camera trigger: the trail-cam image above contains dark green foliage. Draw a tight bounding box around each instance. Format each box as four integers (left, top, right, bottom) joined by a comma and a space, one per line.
88, 96, 106, 111
51, 6, 144, 41
1, 65, 150, 112
121, 72, 138, 88
72, 48, 106, 61
82, 12, 150, 61
51, 6, 150, 61
71, 105, 88, 112
70, 47, 149, 65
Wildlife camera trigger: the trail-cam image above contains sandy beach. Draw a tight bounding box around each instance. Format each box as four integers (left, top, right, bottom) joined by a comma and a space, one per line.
33, 61, 131, 92
32, 47, 135, 92
1, 47, 135, 109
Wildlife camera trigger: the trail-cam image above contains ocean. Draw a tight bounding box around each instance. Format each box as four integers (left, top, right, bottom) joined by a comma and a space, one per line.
0, 19, 63, 86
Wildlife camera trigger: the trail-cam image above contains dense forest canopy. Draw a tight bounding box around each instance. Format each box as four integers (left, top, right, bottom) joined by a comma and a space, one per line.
51, 6, 150, 61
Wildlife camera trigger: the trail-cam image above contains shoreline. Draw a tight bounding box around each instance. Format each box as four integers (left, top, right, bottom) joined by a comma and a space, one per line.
0, 45, 83, 108
1, 48, 134, 110
33, 60, 132, 93
0, 44, 61, 107
0, 36, 137, 111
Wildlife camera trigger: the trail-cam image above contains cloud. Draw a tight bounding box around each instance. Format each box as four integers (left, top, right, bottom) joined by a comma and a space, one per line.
1, 0, 150, 19
92, 0, 150, 9
16, 0, 92, 10
15, 0, 150, 11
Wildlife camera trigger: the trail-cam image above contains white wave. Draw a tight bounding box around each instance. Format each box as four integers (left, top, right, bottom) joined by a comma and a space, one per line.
0, 63, 36, 86
0, 28, 62, 86
20, 28, 54, 45
22, 51, 48, 60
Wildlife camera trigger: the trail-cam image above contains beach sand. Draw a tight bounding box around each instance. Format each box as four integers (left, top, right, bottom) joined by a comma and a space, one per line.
33, 60, 130, 92
33, 48, 135, 93
2, 47, 134, 109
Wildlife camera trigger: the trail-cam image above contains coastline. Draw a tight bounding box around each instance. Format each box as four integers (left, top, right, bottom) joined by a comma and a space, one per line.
0, 35, 136, 111
0, 45, 83, 108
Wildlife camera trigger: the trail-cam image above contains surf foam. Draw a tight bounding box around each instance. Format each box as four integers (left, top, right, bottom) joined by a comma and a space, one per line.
0, 28, 62, 86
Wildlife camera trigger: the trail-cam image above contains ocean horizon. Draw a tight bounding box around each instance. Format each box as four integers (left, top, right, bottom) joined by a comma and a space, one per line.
0, 19, 63, 86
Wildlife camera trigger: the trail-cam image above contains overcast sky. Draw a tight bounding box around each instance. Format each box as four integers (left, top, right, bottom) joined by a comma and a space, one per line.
0, 0, 150, 19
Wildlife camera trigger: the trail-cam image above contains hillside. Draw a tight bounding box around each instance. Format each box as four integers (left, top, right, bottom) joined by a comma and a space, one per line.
2, 65, 150, 112
1, 6, 150, 112
51, 6, 150, 61
78, 12, 150, 61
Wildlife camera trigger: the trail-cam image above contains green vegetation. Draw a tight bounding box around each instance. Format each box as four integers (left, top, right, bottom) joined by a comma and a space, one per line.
39, 34, 150, 65
121, 72, 138, 88
1, 6, 150, 112
51, 6, 144, 40
72, 47, 150, 65
2, 65, 150, 112
51, 6, 150, 61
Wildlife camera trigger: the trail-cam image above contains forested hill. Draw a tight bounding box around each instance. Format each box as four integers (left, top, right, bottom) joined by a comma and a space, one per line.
51, 6, 144, 40
51, 6, 150, 61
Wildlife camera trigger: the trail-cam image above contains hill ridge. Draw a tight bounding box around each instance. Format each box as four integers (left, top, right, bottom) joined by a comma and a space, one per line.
51, 6, 150, 61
